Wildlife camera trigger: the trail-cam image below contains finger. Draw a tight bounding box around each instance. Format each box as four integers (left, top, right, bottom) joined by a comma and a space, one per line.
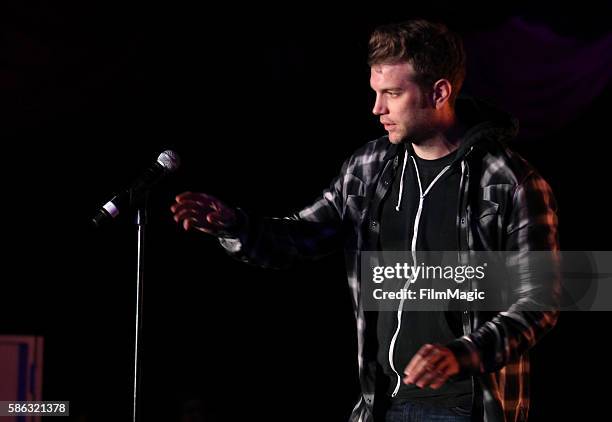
403, 357, 421, 383
414, 358, 449, 389
405, 345, 441, 384
404, 356, 424, 384
181, 216, 215, 234
405, 344, 435, 376
183, 217, 198, 231
407, 352, 447, 386
171, 201, 211, 220
209, 199, 235, 220
428, 363, 452, 390
207, 213, 226, 226
175, 191, 192, 202
173, 208, 201, 224
414, 367, 439, 389
171, 200, 202, 213
175, 209, 225, 235
407, 360, 435, 386
172, 199, 210, 212
424, 348, 447, 368
207, 211, 235, 227
405, 359, 430, 385
175, 191, 215, 204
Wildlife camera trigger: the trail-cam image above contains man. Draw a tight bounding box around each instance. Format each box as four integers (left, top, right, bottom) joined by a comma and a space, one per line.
171, 20, 559, 422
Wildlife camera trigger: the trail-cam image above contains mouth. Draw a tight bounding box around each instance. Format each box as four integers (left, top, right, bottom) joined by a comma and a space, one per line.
382, 122, 396, 130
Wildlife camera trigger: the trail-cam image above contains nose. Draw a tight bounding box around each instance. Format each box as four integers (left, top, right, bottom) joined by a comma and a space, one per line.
372, 94, 387, 116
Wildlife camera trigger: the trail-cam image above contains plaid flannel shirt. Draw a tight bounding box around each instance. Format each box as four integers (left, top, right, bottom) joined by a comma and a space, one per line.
219, 98, 560, 422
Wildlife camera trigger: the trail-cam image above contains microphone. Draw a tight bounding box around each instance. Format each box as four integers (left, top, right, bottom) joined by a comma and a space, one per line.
92, 150, 181, 227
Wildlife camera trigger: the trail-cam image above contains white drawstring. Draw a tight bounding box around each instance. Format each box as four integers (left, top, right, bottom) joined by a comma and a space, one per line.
395, 149, 453, 212
388, 152, 454, 397
395, 149, 409, 211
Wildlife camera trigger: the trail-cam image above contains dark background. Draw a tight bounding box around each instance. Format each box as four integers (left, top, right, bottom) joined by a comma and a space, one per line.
1, 2, 611, 421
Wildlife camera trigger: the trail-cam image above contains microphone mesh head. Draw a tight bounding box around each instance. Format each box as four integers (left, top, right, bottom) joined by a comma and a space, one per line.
157, 150, 181, 172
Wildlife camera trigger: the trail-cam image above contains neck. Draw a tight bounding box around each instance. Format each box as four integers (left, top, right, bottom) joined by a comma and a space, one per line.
412, 112, 465, 160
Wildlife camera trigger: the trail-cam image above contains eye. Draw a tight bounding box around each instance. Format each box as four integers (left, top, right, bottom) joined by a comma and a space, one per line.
387, 91, 401, 98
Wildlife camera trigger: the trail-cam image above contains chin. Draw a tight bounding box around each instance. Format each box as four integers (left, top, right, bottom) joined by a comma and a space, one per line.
388, 132, 405, 144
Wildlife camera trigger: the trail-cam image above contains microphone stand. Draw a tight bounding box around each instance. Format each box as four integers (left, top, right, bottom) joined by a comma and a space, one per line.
133, 195, 147, 422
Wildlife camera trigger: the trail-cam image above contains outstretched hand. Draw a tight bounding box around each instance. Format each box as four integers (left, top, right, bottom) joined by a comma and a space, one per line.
170, 192, 238, 236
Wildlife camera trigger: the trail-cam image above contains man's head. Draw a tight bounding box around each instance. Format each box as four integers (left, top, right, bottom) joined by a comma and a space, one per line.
368, 20, 466, 144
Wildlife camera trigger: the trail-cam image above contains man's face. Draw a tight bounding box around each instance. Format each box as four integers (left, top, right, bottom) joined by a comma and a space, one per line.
370, 62, 434, 144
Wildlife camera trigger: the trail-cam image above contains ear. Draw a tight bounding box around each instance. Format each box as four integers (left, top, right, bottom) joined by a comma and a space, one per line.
432, 79, 452, 109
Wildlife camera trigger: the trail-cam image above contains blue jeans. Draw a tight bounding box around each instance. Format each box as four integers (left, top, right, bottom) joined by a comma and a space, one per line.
385, 401, 471, 422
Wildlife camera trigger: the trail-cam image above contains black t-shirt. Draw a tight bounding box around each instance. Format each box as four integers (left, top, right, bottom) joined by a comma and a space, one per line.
377, 146, 472, 409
